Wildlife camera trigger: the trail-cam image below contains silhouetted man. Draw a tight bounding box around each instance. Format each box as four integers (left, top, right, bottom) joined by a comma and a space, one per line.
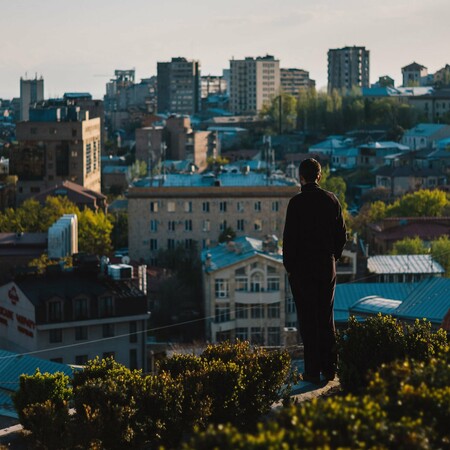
283, 158, 347, 384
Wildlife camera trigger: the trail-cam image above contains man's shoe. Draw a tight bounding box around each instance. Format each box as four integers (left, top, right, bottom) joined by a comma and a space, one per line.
301, 373, 321, 385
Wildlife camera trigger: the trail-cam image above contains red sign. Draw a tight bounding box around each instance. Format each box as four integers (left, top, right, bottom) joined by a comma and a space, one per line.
8, 287, 19, 306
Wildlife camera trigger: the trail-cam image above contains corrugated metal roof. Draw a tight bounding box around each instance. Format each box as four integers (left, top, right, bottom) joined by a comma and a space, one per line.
202, 236, 282, 272
367, 255, 444, 275
394, 277, 450, 324
334, 282, 416, 323
0, 350, 74, 393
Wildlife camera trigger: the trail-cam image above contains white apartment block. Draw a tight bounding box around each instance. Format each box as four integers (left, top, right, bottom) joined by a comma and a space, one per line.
127, 172, 299, 264
202, 236, 297, 345
229, 55, 280, 115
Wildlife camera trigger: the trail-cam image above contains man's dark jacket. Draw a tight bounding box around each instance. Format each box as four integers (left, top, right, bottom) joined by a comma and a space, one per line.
283, 182, 347, 273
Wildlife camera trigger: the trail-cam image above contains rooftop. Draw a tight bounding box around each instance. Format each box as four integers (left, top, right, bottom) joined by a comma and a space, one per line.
367, 255, 444, 275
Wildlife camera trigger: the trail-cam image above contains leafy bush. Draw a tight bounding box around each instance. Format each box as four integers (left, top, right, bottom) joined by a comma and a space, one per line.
337, 315, 448, 392
12, 370, 72, 450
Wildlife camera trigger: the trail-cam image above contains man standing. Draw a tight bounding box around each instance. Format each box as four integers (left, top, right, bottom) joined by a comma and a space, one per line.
283, 158, 347, 384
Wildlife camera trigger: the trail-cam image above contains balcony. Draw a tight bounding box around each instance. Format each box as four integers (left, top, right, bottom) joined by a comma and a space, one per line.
234, 290, 280, 304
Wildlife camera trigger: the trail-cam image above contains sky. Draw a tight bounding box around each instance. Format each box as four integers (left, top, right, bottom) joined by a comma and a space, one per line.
1, 0, 449, 99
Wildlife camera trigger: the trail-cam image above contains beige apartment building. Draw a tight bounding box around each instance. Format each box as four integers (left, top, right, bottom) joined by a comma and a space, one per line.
202, 236, 296, 345
280, 68, 315, 95
12, 108, 101, 204
229, 55, 280, 115
127, 173, 299, 264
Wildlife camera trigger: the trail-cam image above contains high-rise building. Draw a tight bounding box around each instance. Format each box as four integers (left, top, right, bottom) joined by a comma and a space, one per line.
229, 55, 280, 115
12, 101, 102, 204
19, 75, 44, 121
157, 58, 201, 115
280, 68, 315, 95
327, 46, 370, 93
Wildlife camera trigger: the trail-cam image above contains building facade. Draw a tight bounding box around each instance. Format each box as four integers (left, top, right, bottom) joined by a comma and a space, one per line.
127, 173, 299, 264
280, 68, 315, 95
0, 265, 149, 369
12, 104, 101, 204
401, 62, 429, 87
202, 236, 295, 345
157, 58, 201, 115
19, 76, 44, 121
327, 46, 370, 93
229, 55, 280, 115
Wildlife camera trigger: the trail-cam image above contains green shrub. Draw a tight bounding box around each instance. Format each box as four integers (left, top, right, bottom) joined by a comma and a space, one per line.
12, 369, 72, 430
337, 315, 448, 393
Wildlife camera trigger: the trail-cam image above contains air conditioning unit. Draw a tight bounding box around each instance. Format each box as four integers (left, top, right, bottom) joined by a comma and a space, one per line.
108, 264, 133, 280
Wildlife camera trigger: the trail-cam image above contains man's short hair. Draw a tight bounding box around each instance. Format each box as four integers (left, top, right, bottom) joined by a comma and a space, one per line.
299, 158, 321, 183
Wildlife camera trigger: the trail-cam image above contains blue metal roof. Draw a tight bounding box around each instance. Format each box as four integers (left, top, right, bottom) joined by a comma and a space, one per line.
367, 255, 444, 275
134, 172, 298, 188
334, 282, 416, 323
404, 123, 448, 137
202, 236, 282, 272
394, 277, 450, 324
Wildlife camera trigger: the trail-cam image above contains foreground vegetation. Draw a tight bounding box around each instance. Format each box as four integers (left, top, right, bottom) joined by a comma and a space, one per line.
13, 316, 449, 449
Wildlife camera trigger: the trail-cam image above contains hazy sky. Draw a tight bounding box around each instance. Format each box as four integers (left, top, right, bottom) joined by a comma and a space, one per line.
1, 0, 449, 99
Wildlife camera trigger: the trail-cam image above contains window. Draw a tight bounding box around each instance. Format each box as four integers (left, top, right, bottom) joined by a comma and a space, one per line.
250, 327, 264, 345
49, 329, 62, 343
203, 219, 210, 232
48, 301, 62, 322
202, 201, 210, 212
236, 303, 248, 319
75, 326, 88, 341
215, 279, 229, 298
185, 219, 192, 231
235, 277, 248, 291
167, 201, 176, 212
237, 201, 244, 212
272, 201, 279, 212
251, 304, 264, 319
286, 296, 296, 314
184, 201, 193, 212
235, 327, 248, 341
219, 201, 227, 212
219, 220, 227, 232
129, 349, 138, 370
268, 327, 281, 346
149, 239, 158, 251
185, 239, 194, 249
254, 201, 261, 212
74, 298, 89, 320
250, 273, 262, 292
86, 143, 92, 174
268, 303, 280, 318
237, 219, 245, 232
129, 321, 137, 343
254, 219, 262, 231
102, 323, 115, 338
267, 277, 280, 291
75, 355, 88, 365
150, 220, 158, 232
215, 305, 230, 323
98, 296, 114, 316
150, 201, 159, 212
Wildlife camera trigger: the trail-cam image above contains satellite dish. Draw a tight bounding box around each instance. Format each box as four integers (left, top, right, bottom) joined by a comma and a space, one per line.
122, 256, 131, 264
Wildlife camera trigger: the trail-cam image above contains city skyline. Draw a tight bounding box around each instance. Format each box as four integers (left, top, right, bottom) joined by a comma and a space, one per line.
1, 0, 449, 99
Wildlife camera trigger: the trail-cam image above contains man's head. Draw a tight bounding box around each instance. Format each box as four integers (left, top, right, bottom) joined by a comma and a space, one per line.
299, 158, 321, 184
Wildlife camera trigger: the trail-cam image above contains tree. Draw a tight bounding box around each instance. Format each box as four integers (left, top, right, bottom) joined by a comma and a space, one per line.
260, 93, 298, 134
387, 189, 449, 217
218, 226, 236, 243
390, 237, 428, 255
78, 209, 113, 256
431, 235, 450, 277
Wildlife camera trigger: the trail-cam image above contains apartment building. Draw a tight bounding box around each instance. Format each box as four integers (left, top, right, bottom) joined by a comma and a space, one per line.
127, 172, 299, 264
202, 236, 295, 345
327, 46, 370, 93
12, 102, 101, 204
280, 68, 315, 95
401, 62, 429, 87
157, 58, 201, 115
229, 55, 280, 115
0, 260, 149, 369
19, 75, 44, 121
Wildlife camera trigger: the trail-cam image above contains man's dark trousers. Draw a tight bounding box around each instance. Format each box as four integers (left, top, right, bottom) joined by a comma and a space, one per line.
289, 253, 337, 378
